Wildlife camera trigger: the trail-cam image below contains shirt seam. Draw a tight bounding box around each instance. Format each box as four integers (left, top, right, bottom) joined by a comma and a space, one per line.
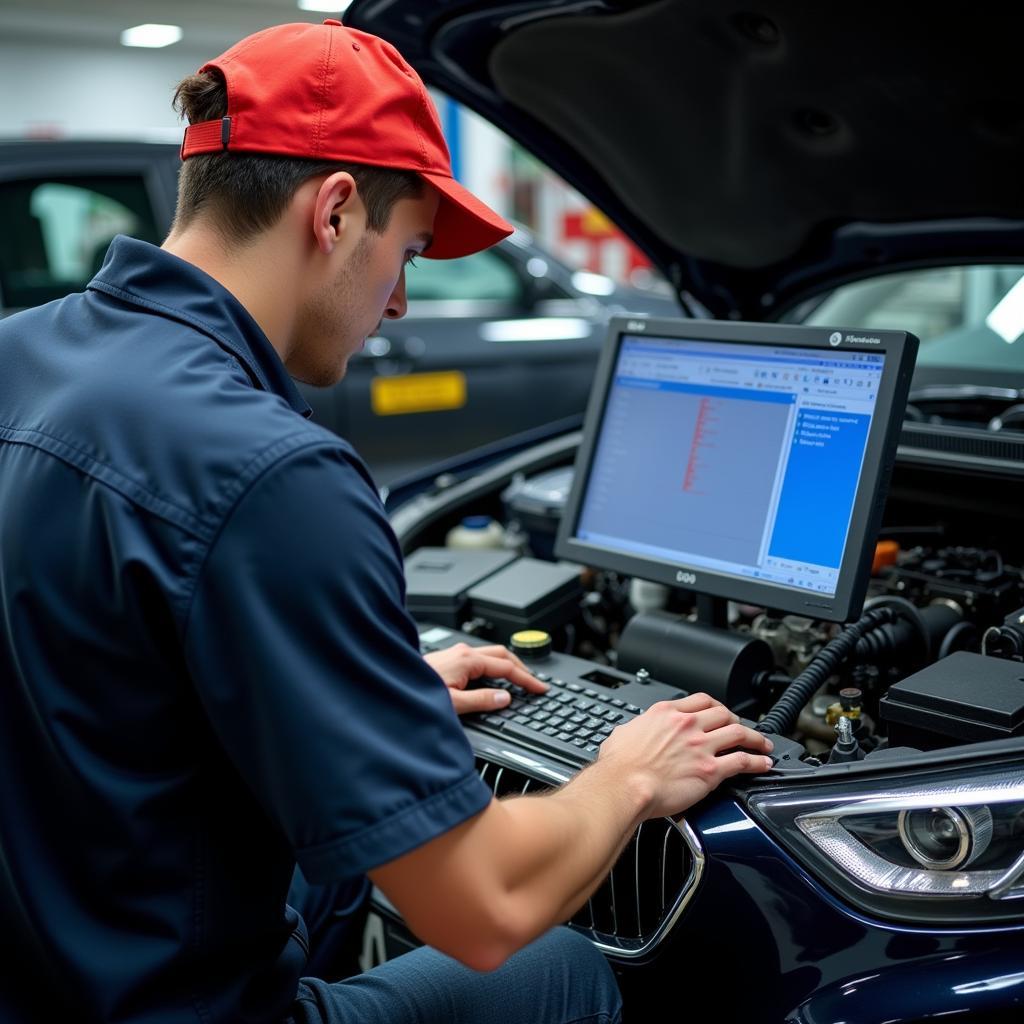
0, 423, 213, 541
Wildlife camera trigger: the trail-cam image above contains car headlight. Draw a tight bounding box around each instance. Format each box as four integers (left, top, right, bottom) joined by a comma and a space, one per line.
747, 762, 1024, 924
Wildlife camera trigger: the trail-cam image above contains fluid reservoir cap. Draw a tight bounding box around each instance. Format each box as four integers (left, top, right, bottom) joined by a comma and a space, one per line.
510, 629, 552, 660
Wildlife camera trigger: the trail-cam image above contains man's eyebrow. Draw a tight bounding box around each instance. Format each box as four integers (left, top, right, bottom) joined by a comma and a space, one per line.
415, 231, 434, 249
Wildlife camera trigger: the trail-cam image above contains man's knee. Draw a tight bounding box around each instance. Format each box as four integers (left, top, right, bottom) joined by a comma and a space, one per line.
516, 927, 622, 1020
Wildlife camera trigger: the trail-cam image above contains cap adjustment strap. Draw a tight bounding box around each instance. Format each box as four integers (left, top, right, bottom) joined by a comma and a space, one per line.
180, 116, 233, 160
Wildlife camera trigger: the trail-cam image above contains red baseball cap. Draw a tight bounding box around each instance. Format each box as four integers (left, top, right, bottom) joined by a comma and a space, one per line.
181, 20, 513, 260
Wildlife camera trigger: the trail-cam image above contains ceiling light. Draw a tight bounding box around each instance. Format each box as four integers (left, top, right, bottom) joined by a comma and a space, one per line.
120, 24, 183, 48
297, 0, 353, 12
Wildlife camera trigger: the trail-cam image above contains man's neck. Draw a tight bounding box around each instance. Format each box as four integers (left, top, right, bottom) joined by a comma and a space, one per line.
162, 226, 298, 362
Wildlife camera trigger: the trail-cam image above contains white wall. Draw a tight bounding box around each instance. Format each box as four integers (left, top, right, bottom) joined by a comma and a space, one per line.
0, 40, 211, 140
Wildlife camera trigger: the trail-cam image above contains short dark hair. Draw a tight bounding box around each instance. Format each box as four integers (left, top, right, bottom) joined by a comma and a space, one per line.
172, 68, 424, 244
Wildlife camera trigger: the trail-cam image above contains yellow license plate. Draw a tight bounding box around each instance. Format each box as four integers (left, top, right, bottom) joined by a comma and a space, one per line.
371, 371, 467, 416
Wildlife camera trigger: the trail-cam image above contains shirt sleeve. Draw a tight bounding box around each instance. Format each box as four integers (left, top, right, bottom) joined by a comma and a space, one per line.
182, 441, 492, 884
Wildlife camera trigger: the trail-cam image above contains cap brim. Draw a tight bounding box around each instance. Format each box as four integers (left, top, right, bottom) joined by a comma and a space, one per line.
419, 171, 514, 260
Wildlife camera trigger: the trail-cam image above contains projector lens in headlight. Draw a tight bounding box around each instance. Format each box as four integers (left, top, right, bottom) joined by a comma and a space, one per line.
897, 806, 994, 870
746, 764, 1024, 924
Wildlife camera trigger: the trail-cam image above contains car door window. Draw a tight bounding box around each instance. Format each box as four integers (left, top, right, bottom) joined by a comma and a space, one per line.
405, 248, 522, 302
0, 176, 160, 309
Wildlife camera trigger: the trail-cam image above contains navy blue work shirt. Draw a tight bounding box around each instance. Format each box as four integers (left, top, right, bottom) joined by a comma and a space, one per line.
0, 236, 491, 1024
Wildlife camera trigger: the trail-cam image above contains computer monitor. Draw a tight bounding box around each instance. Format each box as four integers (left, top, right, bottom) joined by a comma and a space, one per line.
555, 317, 918, 622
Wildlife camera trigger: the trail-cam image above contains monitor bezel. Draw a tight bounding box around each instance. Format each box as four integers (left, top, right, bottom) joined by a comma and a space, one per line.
554, 316, 918, 623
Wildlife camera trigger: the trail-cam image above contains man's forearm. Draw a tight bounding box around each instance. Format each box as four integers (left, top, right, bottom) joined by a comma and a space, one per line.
488, 756, 653, 937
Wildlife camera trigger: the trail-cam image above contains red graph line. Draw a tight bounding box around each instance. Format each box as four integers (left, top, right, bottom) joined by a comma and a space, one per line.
683, 397, 714, 493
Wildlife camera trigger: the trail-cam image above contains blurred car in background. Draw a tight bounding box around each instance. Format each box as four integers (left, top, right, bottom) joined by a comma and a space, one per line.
0, 140, 677, 484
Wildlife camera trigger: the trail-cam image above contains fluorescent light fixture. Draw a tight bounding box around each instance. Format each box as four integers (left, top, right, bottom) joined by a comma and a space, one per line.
481, 318, 592, 343
297, 0, 353, 12
120, 24, 182, 48
986, 273, 1024, 344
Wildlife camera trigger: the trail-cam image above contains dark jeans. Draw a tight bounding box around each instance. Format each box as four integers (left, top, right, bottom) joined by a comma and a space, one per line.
285, 872, 622, 1024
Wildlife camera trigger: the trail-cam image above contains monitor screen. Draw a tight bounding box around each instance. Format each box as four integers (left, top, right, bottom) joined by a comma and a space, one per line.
555, 318, 918, 622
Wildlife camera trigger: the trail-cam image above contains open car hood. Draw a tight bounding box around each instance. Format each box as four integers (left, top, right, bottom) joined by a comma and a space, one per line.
347, 1, 1024, 319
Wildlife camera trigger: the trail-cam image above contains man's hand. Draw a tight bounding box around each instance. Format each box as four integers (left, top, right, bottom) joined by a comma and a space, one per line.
598, 692, 774, 819
424, 642, 549, 715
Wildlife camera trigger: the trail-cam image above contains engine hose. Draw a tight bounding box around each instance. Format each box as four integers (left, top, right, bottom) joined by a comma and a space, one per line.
755, 607, 895, 736
936, 620, 976, 660
862, 594, 931, 661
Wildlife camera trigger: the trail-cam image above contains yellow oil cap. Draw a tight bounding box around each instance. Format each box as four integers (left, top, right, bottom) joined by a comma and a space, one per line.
510, 629, 552, 660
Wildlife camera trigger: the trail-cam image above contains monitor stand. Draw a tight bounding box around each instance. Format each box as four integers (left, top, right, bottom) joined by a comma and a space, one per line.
695, 593, 728, 630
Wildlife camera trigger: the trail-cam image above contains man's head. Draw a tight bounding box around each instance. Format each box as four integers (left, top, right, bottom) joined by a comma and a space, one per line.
169, 20, 512, 385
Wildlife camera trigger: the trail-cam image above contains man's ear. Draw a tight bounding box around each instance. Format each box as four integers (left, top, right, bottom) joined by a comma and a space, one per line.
312, 172, 360, 255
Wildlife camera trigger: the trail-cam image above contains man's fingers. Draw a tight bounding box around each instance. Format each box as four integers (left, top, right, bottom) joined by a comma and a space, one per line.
477, 655, 548, 693
448, 686, 512, 716
710, 723, 774, 754
691, 705, 738, 732
668, 692, 721, 714
473, 645, 547, 690
714, 750, 775, 779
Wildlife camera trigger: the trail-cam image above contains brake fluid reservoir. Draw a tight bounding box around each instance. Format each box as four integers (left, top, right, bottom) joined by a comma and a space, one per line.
445, 515, 507, 550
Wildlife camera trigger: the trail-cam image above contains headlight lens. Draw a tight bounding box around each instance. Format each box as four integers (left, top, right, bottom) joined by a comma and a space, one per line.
748, 762, 1024, 924
896, 805, 994, 870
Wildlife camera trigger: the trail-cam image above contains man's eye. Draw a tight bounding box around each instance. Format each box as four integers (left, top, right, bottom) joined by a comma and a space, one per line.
405, 254, 419, 269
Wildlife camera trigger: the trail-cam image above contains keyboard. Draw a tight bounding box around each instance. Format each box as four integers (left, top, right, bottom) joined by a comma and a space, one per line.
466, 673, 646, 762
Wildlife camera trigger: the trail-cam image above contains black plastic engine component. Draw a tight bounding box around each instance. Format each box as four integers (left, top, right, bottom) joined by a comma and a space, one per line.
617, 610, 773, 710
879, 546, 1024, 622
404, 547, 518, 627
501, 466, 574, 560
466, 557, 583, 644
879, 651, 1024, 749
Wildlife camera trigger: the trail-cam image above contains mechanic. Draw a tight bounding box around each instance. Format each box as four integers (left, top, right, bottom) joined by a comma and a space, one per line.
0, 20, 774, 1024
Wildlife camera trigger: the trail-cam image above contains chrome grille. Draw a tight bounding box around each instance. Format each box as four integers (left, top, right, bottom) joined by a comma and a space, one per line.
475, 755, 703, 958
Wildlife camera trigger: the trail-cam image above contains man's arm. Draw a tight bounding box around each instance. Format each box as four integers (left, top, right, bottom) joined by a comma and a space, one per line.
370, 693, 773, 972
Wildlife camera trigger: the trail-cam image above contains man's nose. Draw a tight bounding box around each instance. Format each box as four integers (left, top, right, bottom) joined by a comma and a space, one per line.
384, 270, 408, 320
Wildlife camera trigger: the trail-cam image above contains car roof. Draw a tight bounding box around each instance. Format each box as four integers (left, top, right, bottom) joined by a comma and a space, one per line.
346, 1, 1024, 319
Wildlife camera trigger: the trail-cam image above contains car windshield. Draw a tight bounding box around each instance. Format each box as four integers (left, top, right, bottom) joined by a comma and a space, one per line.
796, 265, 1024, 373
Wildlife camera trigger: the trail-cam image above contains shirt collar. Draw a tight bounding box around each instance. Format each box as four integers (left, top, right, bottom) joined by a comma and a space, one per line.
88, 236, 312, 418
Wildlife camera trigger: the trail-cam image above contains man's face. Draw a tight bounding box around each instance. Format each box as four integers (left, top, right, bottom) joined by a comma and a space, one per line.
291, 187, 440, 387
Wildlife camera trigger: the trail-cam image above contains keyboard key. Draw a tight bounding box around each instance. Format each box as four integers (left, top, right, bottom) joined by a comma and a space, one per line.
604, 711, 623, 723
566, 682, 583, 692
571, 738, 588, 748
626, 705, 642, 714
585, 743, 600, 754
595, 693, 613, 704
569, 714, 587, 724
556, 731, 574, 742
511, 714, 534, 725
534, 672, 551, 682
542, 726, 560, 737
481, 715, 505, 727
584, 689, 599, 698
610, 699, 626, 708
574, 700, 593, 712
